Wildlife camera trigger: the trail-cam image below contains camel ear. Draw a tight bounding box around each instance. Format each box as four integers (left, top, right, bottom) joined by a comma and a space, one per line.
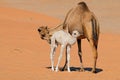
49, 35, 52, 37
45, 26, 48, 29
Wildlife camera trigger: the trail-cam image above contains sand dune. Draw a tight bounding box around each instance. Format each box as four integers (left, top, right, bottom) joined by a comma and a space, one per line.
0, 7, 61, 26
0, 7, 120, 80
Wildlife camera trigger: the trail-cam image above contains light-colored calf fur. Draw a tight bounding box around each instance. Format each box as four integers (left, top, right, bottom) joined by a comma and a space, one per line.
50, 30, 80, 72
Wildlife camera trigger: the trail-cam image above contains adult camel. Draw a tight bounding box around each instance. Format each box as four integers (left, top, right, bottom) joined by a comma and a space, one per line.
38, 2, 100, 73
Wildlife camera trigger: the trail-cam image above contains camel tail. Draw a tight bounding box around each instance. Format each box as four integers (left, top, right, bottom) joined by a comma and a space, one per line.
92, 15, 100, 42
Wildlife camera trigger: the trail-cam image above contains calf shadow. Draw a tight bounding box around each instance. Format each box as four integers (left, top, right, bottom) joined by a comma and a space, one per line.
46, 66, 103, 74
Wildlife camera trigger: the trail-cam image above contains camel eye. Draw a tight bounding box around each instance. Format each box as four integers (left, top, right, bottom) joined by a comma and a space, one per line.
38, 29, 41, 32
74, 33, 76, 35
42, 35, 45, 37
47, 31, 49, 34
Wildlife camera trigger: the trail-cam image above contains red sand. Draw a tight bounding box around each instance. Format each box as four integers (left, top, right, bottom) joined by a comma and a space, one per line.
0, 7, 120, 80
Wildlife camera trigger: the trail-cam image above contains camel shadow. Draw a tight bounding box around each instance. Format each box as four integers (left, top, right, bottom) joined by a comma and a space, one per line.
46, 66, 103, 74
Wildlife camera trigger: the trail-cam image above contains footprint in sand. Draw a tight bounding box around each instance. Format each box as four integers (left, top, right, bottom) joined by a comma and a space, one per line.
12, 48, 23, 54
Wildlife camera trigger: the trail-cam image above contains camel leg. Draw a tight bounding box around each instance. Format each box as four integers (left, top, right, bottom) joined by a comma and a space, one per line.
88, 39, 98, 73
55, 45, 65, 72
84, 20, 99, 73
50, 46, 56, 71
66, 45, 71, 72
77, 39, 84, 72
62, 46, 68, 71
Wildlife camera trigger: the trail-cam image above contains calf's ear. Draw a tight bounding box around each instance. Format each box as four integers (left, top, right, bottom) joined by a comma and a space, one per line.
45, 26, 48, 29
49, 35, 52, 37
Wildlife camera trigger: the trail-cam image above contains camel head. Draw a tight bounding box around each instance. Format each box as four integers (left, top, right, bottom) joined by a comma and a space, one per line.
38, 26, 51, 43
72, 30, 80, 38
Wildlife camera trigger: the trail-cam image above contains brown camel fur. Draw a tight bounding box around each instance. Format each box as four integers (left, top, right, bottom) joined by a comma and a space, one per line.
38, 2, 100, 73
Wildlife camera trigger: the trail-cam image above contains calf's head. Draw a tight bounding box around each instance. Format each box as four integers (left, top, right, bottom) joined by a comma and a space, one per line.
38, 26, 51, 43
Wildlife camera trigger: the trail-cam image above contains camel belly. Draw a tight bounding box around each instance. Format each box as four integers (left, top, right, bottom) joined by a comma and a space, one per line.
65, 10, 85, 39
65, 15, 83, 34
78, 35, 86, 39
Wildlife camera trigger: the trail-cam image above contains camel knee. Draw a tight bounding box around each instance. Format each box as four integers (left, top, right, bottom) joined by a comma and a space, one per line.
94, 55, 98, 60
50, 53, 54, 60
58, 53, 63, 60
50, 46, 56, 59
91, 45, 98, 59
93, 52, 98, 59
67, 53, 70, 62
78, 52, 82, 56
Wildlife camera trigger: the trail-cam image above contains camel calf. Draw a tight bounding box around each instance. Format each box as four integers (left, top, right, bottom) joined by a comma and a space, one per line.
50, 30, 80, 72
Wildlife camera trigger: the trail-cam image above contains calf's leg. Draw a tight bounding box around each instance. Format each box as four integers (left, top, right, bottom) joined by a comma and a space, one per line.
66, 45, 71, 72
62, 46, 68, 71
50, 46, 56, 71
55, 45, 65, 72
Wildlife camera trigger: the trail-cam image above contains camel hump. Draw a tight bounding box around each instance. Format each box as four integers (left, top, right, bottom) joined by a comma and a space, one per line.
77, 2, 89, 11
78, 1, 86, 5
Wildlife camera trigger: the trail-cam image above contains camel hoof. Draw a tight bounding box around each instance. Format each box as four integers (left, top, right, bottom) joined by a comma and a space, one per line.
61, 68, 65, 71
91, 69, 97, 73
68, 68, 71, 72
51, 67, 54, 71
55, 68, 58, 72
61, 67, 67, 71
79, 68, 85, 72
52, 68, 54, 71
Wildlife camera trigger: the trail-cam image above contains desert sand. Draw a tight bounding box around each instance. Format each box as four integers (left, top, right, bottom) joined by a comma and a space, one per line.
0, 7, 120, 80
